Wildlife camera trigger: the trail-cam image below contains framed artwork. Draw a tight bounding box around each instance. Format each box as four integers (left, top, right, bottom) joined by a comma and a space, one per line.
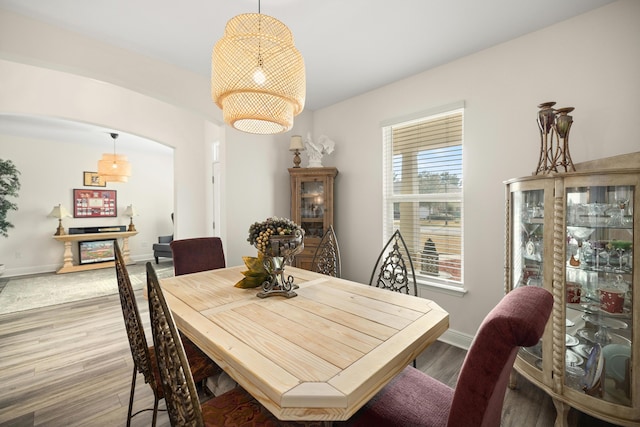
83, 171, 106, 187
73, 189, 117, 218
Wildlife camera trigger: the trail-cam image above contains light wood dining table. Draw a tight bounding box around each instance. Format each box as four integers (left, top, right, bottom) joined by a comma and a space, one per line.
159, 265, 449, 422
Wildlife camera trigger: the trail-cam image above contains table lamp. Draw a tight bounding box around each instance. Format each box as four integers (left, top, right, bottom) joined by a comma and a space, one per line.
124, 205, 138, 231
48, 204, 71, 235
289, 135, 305, 168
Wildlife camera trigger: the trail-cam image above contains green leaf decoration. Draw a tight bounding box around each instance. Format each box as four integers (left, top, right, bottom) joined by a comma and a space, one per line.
234, 253, 270, 288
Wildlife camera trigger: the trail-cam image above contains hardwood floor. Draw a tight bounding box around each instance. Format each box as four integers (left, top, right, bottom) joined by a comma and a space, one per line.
0, 291, 169, 427
0, 286, 621, 426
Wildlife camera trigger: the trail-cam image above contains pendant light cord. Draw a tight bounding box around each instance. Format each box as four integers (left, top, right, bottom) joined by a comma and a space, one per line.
257, 0, 262, 68
110, 133, 119, 167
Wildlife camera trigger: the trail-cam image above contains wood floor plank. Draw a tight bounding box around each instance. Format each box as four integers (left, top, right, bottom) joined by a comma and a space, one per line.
0, 273, 621, 426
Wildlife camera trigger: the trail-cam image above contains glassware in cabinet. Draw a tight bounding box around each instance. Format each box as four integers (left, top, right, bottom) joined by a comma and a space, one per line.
564, 184, 633, 406
300, 180, 326, 238
507, 182, 553, 373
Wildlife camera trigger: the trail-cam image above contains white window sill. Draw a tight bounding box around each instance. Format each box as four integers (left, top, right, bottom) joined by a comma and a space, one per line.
417, 278, 467, 297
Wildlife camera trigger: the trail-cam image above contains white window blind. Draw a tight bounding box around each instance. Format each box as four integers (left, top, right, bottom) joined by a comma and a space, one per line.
382, 107, 464, 287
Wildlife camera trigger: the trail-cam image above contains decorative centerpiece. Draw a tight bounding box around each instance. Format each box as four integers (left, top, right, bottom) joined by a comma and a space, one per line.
533, 101, 576, 175
236, 217, 304, 298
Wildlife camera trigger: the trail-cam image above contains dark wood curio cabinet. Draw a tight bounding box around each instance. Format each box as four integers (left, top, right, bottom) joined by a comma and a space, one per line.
288, 167, 338, 270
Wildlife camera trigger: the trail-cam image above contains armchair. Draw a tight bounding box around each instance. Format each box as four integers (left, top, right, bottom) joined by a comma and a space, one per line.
152, 234, 173, 264
152, 214, 174, 264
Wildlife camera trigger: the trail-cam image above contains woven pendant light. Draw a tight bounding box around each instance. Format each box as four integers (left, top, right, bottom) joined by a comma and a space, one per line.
212, 11, 306, 134
98, 133, 131, 183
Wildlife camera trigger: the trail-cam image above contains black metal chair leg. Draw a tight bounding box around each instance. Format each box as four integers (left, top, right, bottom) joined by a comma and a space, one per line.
126, 367, 137, 427
152, 396, 159, 427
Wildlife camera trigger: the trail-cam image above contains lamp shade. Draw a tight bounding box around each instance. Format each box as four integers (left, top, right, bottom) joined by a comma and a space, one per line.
123, 204, 139, 231
47, 204, 71, 219
98, 153, 131, 183
124, 205, 138, 217
212, 13, 306, 135
98, 133, 131, 183
289, 135, 305, 151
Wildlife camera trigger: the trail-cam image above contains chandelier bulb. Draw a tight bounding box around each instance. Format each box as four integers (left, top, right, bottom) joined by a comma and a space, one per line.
253, 68, 266, 85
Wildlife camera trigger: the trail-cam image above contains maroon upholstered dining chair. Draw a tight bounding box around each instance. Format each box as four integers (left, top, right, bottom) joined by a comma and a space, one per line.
170, 237, 226, 276
343, 285, 553, 427
114, 242, 220, 427
146, 262, 318, 427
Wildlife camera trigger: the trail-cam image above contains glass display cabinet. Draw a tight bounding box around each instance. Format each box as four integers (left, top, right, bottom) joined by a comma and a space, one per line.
288, 167, 338, 270
505, 153, 639, 426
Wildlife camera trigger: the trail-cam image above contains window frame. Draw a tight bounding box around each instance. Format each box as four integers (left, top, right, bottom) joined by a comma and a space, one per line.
381, 102, 466, 295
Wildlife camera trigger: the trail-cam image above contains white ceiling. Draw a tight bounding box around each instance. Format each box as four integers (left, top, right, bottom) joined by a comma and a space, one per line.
0, 0, 615, 146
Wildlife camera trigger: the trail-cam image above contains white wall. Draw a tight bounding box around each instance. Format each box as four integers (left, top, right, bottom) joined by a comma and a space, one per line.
309, 0, 640, 338
0, 132, 173, 276
0, 57, 216, 254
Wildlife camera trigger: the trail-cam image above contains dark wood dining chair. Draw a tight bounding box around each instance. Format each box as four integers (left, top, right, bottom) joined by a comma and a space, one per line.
146, 262, 319, 427
342, 285, 553, 427
369, 229, 417, 296
114, 242, 220, 426
170, 237, 226, 276
310, 225, 341, 277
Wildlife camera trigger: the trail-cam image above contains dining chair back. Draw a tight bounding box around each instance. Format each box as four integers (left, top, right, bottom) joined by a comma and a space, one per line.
310, 225, 341, 277
115, 241, 160, 426
369, 229, 417, 296
343, 285, 553, 427
146, 261, 205, 426
170, 237, 226, 276
115, 242, 219, 427
146, 262, 306, 426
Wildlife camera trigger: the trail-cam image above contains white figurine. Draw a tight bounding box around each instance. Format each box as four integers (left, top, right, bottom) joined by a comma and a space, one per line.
305, 132, 335, 167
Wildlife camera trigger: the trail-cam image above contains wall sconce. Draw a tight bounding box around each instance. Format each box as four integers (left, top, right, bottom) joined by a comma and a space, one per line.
124, 205, 138, 232
47, 204, 71, 236
289, 135, 305, 168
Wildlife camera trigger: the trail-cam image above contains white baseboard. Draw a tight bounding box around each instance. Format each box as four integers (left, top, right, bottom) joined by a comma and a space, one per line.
438, 328, 473, 350
1, 264, 59, 278
1, 256, 162, 279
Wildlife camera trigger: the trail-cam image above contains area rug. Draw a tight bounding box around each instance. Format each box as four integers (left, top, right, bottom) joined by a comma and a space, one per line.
0, 261, 174, 315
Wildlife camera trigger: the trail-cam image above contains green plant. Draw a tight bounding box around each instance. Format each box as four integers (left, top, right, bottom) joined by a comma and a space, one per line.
0, 159, 21, 238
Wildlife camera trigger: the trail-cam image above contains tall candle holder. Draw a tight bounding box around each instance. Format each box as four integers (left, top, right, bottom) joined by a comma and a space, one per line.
550, 107, 576, 173
534, 102, 576, 174
534, 102, 557, 175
